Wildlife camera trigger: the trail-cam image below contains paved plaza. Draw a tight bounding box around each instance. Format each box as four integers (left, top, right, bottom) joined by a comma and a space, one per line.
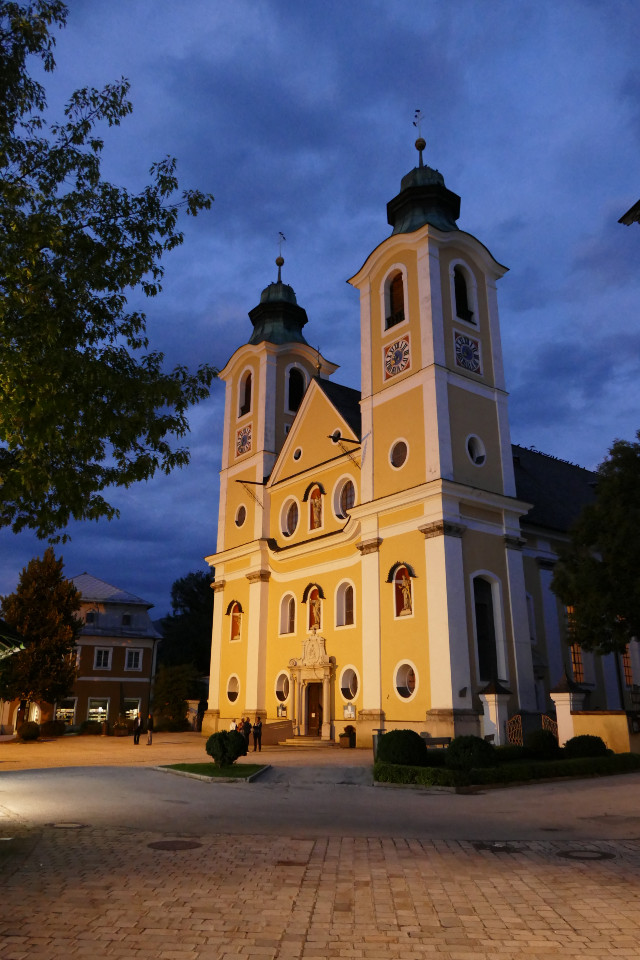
2, 734, 640, 958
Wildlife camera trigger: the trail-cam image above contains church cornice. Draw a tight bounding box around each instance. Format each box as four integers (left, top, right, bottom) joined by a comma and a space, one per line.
419, 521, 466, 540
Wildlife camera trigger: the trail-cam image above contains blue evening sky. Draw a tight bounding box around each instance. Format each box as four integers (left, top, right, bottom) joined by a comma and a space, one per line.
2, 0, 639, 615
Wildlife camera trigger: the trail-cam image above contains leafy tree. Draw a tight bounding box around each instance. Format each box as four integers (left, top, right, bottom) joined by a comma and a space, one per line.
0, 1, 215, 541
158, 570, 214, 674
552, 432, 640, 654
0, 546, 82, 704
152, 662, 198, 722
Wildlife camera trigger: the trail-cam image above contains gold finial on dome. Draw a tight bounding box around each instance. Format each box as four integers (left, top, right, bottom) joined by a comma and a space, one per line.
277, 232, 286, 282
413, 109, 426, 168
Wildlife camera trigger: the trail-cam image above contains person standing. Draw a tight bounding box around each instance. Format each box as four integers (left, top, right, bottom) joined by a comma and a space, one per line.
133, 712, 142, 745
252, 717, 262, 752
146, 712, 154, 745
242, 717, 251, 751
229, 718, 237, 731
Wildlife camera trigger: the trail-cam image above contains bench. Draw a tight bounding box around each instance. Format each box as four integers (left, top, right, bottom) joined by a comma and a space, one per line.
420, 734, 451, 749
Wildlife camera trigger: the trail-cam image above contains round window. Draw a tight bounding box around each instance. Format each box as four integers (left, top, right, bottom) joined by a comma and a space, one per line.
235, 505, 246, 527
275, 673, 290, 702
282, 500, 299, 537
340, 668, 359, 701
390, 440, 408, 469
293, 448, 302, 461
227, 675, 239, 703
331, 429, 341, 443
467, 435, 486, 466
395, 663, 417, 699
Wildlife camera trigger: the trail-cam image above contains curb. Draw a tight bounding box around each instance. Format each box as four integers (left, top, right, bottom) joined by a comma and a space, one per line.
154, 764, 271, 783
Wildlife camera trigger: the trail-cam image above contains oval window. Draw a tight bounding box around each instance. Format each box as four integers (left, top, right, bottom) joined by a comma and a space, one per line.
340, 668, 358, 701
235, 505, 246, 527
275, 673, 290, 702
227, 675, 239, 703
293, 447, 302, 461
395, 663, 417, 699
282, 500, 299, 537
467, 435, 486, 466
390, 440, 408, 469
338, 479, 355, 517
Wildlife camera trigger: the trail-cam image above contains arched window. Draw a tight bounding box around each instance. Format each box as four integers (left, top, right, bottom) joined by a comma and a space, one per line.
336, 582, 354, 627
239, 371, 252, 416
336, 478, 355, 518
279, 595, 296, 635
308, 586, 321, 630
309, 486, 322, 530
230, 602, 242, 642
288, 367, 305, 413
385, 271, 405, 329
393, 565, 413, 617
473, 577, 498, 681
282, 499, 299, 537
454, 265, 474, 323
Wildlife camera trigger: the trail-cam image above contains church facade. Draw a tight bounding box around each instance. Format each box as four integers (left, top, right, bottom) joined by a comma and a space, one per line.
203, 145, 636, 747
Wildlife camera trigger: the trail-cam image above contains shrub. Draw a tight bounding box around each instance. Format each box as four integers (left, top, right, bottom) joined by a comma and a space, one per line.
17, 721, 40, 741
79, 720, 102, 735
374, 760, 464, 788
40, 719, 67, 737
524, 728, 560, 759
445, 735, 495, 770
494, 744, 529, 764
563, 734, 608, 759
376, 729, 427, 766
205, 729, 247, 766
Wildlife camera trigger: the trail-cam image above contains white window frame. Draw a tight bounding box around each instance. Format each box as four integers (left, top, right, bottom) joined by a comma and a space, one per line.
380, 263, 409, 334
335, 580, 356, 628
394, 661, 418, 702
94, 647, 112, 670
285, 363, 308, 414
237, 366, 254, 419
279, 594, 296, 636
449, 259, 479, 327
470, 571, 509, 685
87, 697, 110, 722
125, 648, 143, 672
339, 665, 360, 702
332, 475, 357, 520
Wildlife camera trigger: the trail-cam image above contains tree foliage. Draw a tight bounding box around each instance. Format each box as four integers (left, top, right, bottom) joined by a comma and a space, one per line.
0, 546, 81, 702
158, 569, 214, 674
0, 1, 216, 540
551, 433, 640, 654
152, 662, 198, 722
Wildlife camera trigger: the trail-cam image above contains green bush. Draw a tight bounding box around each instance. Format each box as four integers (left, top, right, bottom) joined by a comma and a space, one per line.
17, 721, 40, 741
524, 728, 560, 759
445, 735, 495, 770
494, 744, 528, 764
79, 720, 102, 735
376, 729, 427, 766
205, 729, 247, 766
40, 719, 67, 737
374, 761, 464, 787
563, 734, 608, 758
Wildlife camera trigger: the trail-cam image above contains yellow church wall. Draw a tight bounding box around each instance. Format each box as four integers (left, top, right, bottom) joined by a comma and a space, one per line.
216, 578, 250, 720
378, 531, 431, 722
371, 385, 426, 500
448, 384, 504, 493
367, 249, 423, 397
438, 248, 496, 387
222, 467, 260, 550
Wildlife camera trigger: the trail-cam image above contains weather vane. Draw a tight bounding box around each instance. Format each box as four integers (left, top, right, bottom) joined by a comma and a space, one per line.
412, 109, 426, 167
276, 232, 286, 281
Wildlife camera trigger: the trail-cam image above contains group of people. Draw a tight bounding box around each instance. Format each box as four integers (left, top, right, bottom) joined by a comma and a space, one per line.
230, 716, 262, 752
133, 712, 153, 745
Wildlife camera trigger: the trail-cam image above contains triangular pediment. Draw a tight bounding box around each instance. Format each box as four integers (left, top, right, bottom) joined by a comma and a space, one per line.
268, 378, 361, 486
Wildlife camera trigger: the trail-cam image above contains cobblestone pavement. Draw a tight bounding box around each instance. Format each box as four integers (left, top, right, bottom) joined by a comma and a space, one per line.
2, 817, 640, 958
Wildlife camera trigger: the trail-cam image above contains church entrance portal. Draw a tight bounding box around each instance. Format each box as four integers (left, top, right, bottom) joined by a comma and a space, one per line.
306, 682, 322, 736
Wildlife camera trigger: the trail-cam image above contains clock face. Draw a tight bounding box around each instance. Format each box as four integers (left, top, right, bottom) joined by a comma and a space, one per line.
384, 337, 411, 379
454, 332, 481, 373
236, 424, 252, 457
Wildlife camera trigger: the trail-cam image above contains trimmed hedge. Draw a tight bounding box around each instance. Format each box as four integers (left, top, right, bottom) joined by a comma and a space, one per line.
40, 719, 67, 737
17, 721, 40, 741
374, 752, 640, 788
205, 729, 247, 766
524, 728, 560, 759
563, 735, 608, 759
376, 729, 427, 766
445, 735, 495, 770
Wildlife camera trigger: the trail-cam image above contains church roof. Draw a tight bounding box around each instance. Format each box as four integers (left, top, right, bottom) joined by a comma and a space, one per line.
314, 379, 361, 439
512, 445, 597, 534
71, 573, 153, 608
387, 140, 461, 235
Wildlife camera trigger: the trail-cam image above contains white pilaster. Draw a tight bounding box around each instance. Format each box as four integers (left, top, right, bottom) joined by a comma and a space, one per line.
208, 581, 226, 712
504, 538, 537, 711
244, 571, 270, 712
357, 535, 382, 713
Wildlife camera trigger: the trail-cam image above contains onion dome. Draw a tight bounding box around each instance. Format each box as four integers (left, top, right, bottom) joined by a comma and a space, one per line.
387, 137, 461, 234
248, 255, 309, 345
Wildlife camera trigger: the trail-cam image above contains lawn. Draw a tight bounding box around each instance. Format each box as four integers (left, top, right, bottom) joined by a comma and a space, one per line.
162, 762, 265, 779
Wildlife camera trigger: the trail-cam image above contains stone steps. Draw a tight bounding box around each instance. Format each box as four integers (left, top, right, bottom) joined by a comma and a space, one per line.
279, 736, 338, 748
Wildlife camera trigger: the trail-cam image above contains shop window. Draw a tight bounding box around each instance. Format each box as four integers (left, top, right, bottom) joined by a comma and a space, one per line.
309, 486, 322, 530
393, 566, 413, 617
87, 698, 109, 722
123, 698, 141, 720
279, 595, 296, 635
288, 367, 305, 412
239, 371, 252, 416
94, 648, 112, 670
385, 271, 405, 329
336, 582, 354, 627
55, 698, 77, 725
125, 649, 142, 671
